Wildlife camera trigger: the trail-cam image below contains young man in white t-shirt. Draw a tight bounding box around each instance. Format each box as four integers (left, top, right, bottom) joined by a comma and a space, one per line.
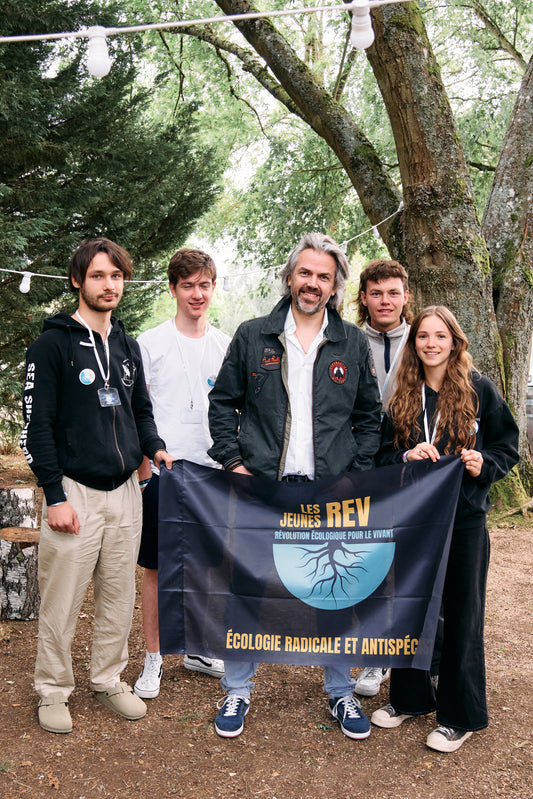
134, 249, 231, 699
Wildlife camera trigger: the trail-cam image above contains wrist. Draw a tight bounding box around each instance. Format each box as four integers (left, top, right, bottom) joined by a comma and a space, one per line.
402, 450, 410, 463
225, 459, 244, 472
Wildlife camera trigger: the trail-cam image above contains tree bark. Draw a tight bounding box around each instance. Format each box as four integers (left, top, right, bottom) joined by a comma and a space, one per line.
366, 3, 502, 384
482, 55, 533, 486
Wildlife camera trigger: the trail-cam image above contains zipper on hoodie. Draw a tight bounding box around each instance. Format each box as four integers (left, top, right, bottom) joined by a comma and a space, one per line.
112, 405, 125, 478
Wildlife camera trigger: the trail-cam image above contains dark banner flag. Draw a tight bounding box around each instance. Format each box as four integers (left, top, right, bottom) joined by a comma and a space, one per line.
158, 456, 463, 670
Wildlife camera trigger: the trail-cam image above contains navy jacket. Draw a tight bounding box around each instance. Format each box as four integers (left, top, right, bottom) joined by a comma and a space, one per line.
208, 297, 382, 480
20, 312, 165, 505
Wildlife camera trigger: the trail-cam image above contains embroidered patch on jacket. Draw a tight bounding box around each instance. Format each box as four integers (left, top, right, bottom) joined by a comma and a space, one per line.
261, 347, 282, 370
329, 361, 348, 384
121, 359, 137, 387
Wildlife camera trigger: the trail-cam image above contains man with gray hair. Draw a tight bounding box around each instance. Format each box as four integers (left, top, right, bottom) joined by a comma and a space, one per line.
208, 232, 381, 739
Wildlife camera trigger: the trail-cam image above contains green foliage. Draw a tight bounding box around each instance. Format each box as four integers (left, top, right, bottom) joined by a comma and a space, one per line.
425, 0, 530, 213
197, 124, 388, 272
0, 0, 224, 440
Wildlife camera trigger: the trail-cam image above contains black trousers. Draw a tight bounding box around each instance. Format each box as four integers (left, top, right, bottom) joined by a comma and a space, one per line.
390, 519, 490, 732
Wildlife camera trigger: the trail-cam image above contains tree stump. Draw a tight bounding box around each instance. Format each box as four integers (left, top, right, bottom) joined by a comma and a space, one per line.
0, 486, 41, 620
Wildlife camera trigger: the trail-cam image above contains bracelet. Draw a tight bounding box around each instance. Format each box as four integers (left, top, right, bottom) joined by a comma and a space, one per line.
225, 460, 244, 472
402, 451, 410, 463
138, 478, 151, 488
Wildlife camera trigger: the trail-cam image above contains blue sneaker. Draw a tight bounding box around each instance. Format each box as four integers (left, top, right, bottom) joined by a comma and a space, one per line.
215, 694, 249, 738
329, 694, 371, 739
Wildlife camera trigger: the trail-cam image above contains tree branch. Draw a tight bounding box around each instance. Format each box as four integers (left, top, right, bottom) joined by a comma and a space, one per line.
211, 0, 401, 238
461, 0, 528, 70
169, 23, 304, 120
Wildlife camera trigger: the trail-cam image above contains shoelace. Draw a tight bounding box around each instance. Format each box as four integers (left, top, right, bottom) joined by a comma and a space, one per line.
142, 656, 162, 681
362, 667, 381, 679
220, 695, 243, 717
337, 696, 362, 719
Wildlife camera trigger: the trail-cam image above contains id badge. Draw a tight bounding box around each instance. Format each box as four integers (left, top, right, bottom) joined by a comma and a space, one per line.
180, 408, 203, 424
98, 386, 122, 407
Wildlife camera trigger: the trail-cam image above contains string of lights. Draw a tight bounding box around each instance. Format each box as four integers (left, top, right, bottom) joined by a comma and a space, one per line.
0, 201, 403, 293
1, 2, 408, 293
0, 0, 411, 76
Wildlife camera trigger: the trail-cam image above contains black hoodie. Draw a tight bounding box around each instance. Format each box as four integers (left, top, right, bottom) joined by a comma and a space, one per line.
20, 312, 166, 505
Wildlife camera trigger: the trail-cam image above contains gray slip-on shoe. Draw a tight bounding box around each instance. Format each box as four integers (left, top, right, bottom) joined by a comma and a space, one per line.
38, 692, 72, 734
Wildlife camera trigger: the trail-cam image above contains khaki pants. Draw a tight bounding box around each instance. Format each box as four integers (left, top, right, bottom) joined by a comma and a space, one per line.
35, 474, 142, 698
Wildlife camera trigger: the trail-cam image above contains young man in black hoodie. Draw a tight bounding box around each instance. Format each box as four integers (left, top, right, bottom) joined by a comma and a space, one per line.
20, 238, 173, 734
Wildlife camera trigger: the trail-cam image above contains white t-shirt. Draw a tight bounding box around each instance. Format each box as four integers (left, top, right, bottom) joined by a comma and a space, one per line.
137, 319, 230, 472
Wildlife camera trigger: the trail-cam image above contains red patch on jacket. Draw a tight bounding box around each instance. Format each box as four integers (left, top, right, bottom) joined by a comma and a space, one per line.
329, 361, 348, 384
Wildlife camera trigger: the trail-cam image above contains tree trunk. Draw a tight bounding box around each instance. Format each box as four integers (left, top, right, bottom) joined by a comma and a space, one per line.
0, 486, 40, 620
482, 56, 533, 489
367, 3, 502, 385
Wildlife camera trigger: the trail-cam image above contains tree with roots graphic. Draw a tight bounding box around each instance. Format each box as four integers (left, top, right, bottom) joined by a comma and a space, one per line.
297, 542, 369, 605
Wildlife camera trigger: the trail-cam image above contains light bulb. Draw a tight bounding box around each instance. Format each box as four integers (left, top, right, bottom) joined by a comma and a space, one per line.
349, 0, 375, 50
87, 26, 112, 77
19, 272, 32, 294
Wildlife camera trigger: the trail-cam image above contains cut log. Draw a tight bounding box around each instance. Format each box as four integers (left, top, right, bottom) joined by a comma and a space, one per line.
0, 486, 41, 620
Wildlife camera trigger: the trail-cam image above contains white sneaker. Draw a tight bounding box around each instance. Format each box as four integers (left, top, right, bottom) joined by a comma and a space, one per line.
371, 703, 415, 729
184, 654, 225, 679
426, 726, 473, 752
134, 651, 162, 698
354, 667, 391, 697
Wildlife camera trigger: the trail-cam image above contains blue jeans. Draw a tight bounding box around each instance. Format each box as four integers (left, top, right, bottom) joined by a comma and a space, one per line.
389, 519, 490, 731
221, 660, 355, 701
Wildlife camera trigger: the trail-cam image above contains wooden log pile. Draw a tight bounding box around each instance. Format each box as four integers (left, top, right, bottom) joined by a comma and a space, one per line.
0, 486, 40, 620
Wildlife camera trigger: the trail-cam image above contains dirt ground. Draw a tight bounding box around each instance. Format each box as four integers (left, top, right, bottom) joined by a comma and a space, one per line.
0, 454, 531, 799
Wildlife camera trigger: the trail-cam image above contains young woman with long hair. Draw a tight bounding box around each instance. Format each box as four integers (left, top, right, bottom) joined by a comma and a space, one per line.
373, 306, 519, 752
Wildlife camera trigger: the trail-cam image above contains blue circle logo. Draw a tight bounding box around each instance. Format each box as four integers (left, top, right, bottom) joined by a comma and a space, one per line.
79, 368, 96, 385
273, 541, 395, 610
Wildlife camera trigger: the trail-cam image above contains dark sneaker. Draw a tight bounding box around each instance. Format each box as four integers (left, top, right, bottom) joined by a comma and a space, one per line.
354, 667, 391, 697
329, 695, 371, 739
426, 726, 473, 752
184, 654, 225, 679
215, 695, 249, 738
371, 703, 415, 728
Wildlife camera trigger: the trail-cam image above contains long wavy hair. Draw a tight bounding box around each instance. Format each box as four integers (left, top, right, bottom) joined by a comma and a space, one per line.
388, 306, 479, 453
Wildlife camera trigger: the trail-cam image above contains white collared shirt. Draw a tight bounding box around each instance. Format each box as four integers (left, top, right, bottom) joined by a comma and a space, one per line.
282, 306, 328, 479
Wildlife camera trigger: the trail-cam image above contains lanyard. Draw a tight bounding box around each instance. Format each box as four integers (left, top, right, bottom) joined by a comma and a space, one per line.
172, 319, 208, 410
75, 311, 112, 388
379, 325, 409, 400
422, 383, 441, 445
